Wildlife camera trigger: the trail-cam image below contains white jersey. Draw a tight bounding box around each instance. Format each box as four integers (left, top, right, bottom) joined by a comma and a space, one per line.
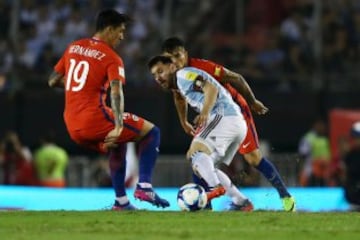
176, 67, 241, 117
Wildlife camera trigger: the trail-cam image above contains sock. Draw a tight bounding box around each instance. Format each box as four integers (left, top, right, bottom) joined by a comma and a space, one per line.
115, 196, 129, 206
137, 126, 160, 183
191, 151, 220, 187
138, 182, 152, 188
109, 144, 127, 198
192, 172, 210, 192
256, 158, 290, 198
215, 169, 247, 205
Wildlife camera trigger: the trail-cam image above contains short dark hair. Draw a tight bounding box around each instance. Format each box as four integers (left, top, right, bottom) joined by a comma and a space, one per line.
161, 37, 185, 53
148, 55, 173, 69
95, 9, 131, 32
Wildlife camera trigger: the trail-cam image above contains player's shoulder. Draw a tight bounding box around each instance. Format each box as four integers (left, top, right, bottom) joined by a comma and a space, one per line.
70, 38, 91, 46
176, 67, 202, 81
190, 57, 221, 67
74, 38, 123, 61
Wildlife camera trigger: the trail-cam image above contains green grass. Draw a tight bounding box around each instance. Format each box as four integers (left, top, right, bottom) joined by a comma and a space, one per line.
0, 211, 359, 240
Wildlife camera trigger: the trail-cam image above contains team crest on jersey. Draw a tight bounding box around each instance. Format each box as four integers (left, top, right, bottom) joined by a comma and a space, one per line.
118, 67, 125, 78
214, 67, 221, 77
193, 75, 205, 92
185, 71, 198, 81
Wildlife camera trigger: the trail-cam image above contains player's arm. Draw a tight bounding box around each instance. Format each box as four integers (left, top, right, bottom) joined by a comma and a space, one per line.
103, 80, 124, 149
110, 80, 124, 129
221, 68, 268, 115
172, 90, 195, 136
48, 71, 65, 88
194, 76, 218, 128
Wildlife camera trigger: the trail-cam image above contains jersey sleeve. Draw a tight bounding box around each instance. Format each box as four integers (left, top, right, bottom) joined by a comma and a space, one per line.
190, 58, 224, 81
176, 68, 208, 93
176, 69, 197, 93
107, 57, 126, 84
54, 56, 65, 75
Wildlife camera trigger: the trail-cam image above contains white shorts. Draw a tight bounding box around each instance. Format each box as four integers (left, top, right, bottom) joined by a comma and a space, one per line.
192, 114, 247, 165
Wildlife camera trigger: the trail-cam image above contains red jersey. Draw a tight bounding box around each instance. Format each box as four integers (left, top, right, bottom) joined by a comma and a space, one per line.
188, 58, 247, 109
54, 38, 125, 132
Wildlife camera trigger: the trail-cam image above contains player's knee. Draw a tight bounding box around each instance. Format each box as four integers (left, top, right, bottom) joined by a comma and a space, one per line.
187, 148, 202, 160
150, 125, 160, 138
138, 125, 160, 147
244, 149, 262, 166
187, 142, 212, 160
191, 162, 201, 177
148, 125, 160, 144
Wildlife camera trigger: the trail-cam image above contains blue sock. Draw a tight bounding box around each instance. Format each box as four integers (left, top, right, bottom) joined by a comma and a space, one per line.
192, 172, 210, 192
138, 126, 160, 183
256, 158, 290, 198
109, 144, 127, 197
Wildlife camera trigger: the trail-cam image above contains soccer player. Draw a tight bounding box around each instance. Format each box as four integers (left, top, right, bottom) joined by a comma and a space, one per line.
34, 134, 69, 188
149, 55, 254, 211
161, 37, 296, 212
48, 9, 169, 210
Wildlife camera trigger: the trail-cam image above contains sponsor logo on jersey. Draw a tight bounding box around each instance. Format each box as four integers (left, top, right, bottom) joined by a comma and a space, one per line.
119, 67, 125, 78
242, 142, 251, 148
214, 66, 221, 77
185, 71, 198, 81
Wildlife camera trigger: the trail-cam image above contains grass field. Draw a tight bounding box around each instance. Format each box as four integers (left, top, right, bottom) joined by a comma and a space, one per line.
1, 211, 359, 240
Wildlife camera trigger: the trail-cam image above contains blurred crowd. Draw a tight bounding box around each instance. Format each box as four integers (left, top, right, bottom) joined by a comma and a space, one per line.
0, 0, 359, 92
0, 130, 139, 188
186, 0, 360, 92
0, 130, 69, 187
0, 0, 163, 91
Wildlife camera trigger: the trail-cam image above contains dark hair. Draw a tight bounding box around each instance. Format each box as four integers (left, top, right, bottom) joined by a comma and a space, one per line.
148, 55, 173, 69
161, 37, 185, 53
95, 9, 131, 32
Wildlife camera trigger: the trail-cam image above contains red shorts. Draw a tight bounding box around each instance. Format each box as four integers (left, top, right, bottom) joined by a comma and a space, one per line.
67, 112, 145, 153
224, 84, 259, 155
238, 103, 259, 155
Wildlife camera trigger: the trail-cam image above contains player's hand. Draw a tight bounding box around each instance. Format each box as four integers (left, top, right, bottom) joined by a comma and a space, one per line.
104, 126, 123, 149
250, 100, 269, 115
182, 121, 196, 136
193, 113, 208, 129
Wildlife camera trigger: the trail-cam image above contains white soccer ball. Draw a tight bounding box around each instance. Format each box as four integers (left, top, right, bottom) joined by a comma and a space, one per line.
177, 183, 208, 211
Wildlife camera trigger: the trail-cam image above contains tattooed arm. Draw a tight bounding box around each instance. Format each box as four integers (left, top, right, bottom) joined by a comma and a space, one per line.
48, 71, 65, 88
104, 80, 124, 149
110, 80, 124, 129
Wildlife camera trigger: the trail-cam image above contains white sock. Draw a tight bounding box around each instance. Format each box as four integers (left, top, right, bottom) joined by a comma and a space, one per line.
138, 182, 152, 188
215, 169, 247, 205
116, 196, 129, 205
191, 152, 221, 187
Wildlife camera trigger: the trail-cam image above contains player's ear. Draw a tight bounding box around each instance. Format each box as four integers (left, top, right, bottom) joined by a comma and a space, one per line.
106, 25, 118, 34
170, 63, 177, 71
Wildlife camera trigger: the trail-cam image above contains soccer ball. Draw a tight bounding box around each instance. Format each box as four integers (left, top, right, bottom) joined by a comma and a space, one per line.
177, 183, 208, 211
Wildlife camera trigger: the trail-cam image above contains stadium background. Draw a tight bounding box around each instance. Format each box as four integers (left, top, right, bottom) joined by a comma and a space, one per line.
0, 0, 359, 193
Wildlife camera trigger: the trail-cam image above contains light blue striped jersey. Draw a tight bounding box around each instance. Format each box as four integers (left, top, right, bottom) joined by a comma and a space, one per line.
176, 67, 241, 116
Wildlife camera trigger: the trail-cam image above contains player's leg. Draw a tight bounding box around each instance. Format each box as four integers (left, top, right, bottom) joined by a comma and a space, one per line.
240, 120, 295, 211
67, 129, 135, 210
191, 172, 212, 209
245, 149, 294, 197
188, 115, 247, 202
187, 141, 226, 201
217, 135, 254, 211
130, 118, 169, 208
215, 169, 253, 211
109, 143, 137, 210
88, 112, 169, 208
